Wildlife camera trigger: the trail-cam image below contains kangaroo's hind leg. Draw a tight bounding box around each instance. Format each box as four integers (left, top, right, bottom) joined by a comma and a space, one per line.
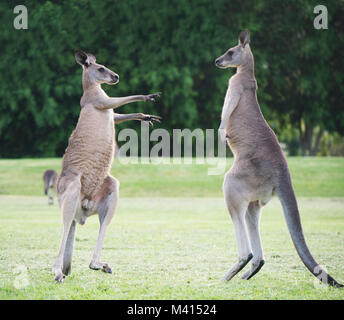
241, 201, 265, 280
222, 173, 252, 281
52, 173, 81, 282
48, 185, 54, 205
62, 220, 76, 276
89, 175, 119, 274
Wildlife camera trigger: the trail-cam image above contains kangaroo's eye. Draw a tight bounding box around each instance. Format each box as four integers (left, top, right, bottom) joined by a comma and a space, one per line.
228, 51, 233, 56
98, 67, 105, 72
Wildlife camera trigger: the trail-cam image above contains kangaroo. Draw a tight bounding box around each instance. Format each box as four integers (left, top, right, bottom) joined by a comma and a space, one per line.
215, 30, 342, 287
43, 169, 57, 205
53, 50, 161, 282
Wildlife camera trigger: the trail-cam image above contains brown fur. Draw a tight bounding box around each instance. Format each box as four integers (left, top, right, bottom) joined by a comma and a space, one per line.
60, 106, 115, 200
53, 50, 160, 282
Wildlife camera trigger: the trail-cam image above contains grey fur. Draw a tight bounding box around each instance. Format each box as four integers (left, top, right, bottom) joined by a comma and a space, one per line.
215, 30, 342, 287
43, 170, 57, 205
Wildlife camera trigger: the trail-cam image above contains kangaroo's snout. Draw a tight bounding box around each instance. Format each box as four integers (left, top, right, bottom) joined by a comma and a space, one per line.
215, 57, 222, 68
215, 56, 226, 69
111, 74, 119, 83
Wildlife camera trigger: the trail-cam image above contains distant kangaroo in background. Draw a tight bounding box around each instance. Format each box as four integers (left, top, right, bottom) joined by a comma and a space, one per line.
43, 170, 57, 205
215, 30, 342, 287
53, 50, 161, 282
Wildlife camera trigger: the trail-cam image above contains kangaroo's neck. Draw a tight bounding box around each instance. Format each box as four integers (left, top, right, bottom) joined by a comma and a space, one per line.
237, 63, 254, 79
80, 71, 106, 108
82, 71, 101, 91
226, 49, 270, 157
233, 56, 257, 92
236, 46, 255, 81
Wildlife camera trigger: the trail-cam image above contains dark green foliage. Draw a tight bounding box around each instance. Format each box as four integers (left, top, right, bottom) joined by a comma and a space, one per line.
0, 0, 343, 157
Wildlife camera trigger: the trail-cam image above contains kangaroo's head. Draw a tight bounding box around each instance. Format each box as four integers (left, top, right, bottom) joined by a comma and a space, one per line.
75, 50, 119, 87
215, 30, 252, 69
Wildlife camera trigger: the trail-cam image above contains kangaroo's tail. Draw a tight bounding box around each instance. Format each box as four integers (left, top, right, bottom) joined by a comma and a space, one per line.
276, 171, 343, 288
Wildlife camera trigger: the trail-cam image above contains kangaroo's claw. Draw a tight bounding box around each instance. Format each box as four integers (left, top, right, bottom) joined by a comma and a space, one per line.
143, 115, 162, 126
145, 92, 162, 102
143, 115, 162, 122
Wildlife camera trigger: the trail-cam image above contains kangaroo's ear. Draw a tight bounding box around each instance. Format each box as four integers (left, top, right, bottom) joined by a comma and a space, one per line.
238, 29, 250, 48
86, 53, 96, 64
75, 50, 92, 67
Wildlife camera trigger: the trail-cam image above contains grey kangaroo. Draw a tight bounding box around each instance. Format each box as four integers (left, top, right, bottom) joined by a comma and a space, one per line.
43, 169, 57, 205
53, 50, 161, 282
215, 30, 342, 287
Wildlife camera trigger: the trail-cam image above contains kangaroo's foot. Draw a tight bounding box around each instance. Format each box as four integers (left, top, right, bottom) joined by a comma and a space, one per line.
222, 253, 253, 281
62, 263, 72, 276
89, 261, 112, 274
241, 259, 265, 280
53, 268, 66, 283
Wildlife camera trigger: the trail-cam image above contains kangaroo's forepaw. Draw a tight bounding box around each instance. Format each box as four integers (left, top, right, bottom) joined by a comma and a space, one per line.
145, 92, 161, 102
143, 114, 162, 127
241, 259, 265, 280
89, 261, 112, 274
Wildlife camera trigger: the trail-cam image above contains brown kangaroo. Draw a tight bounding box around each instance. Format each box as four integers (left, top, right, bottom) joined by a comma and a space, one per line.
215, 30, 342, 287
52, 50, 161, 282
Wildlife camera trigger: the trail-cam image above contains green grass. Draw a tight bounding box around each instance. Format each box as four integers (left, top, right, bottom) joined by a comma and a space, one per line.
0, 157, 344, 197
0, 157, 343, 299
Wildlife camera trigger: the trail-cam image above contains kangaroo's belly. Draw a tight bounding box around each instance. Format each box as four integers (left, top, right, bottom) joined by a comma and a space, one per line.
79, 137, 114, 199
62, 108, 115, 199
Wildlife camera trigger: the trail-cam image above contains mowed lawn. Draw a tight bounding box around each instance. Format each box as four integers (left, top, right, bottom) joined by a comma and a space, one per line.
0, 158, 343, 299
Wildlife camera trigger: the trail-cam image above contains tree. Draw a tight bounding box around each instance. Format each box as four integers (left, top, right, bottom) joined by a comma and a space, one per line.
0, 0, 343, 157
243, 0, 344, 156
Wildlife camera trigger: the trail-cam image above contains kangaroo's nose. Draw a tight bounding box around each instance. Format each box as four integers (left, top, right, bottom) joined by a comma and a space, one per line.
112, 74, 119, 82
215, 59, 220, 65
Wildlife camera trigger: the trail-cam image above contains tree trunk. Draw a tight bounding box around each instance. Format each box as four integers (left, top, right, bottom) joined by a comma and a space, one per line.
310, 129, 323, 156
299, 122, 313, 156
299, 121, 323, 156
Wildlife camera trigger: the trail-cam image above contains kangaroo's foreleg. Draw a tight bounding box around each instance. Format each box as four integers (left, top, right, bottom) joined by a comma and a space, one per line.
52, 175, 81, 282
241, 201, 265, 280
101, 92, 161, 110
222, 174, 252, 281
89, 175, 119, 274
218, 88, 241, 143
114, 113, 162, 126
